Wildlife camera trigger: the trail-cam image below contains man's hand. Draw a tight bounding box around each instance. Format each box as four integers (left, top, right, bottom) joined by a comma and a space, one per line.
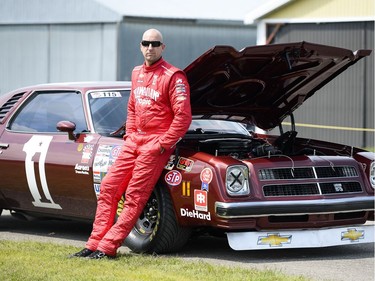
159, 144, 165, 154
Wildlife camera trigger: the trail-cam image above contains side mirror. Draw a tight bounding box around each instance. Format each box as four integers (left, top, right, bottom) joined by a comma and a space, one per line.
57, 120, 77, 141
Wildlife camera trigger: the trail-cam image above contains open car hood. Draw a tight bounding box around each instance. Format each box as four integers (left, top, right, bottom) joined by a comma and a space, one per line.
184, 42, 371, 130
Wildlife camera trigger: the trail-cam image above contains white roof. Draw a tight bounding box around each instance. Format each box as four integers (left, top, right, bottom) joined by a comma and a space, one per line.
244, 0, 292, 24
95, 0, 273, 22
13, 0, 370, 25
0, 0, 274, 24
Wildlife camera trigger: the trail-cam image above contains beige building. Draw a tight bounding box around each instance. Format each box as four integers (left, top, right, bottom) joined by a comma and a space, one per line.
245, 0, 374, 148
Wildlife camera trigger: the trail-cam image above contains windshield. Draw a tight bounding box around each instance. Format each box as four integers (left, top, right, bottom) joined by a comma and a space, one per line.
189, 120, 250, 135
88, 90, 129, 136
88, 90, 250, 137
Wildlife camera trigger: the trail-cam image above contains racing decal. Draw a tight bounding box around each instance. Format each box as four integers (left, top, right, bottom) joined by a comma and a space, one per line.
92, 145, 121, 183
165, 170, 182, 186
91, 91, 122, 98
257, 233, 292, 247
77, 143, 84, 151
137, 73, 144, 83
93, 157, 109, 183
94, 184, 101, 199
175, 78, 188, 101
200, 168, 213, 184
182, 181, 191, 197
194, 190, 208, 212
152, 75, 158, 86
200, 167, 213, 191
111, 145, 121, 158
341, 228, 365, 242
75, 164, 89, 175
133, 86, 160, 106
201, 182, 209, 191
117, 195, 125, 216
164, 154, 175, 170
180, 208, 211, 221
176, 157, 194, 172
23, 135, 62, 209
80, 144, 94, 164
84, 135, 94, 143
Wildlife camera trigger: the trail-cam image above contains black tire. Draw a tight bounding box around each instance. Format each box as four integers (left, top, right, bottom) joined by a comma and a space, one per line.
118, 183, 192, 254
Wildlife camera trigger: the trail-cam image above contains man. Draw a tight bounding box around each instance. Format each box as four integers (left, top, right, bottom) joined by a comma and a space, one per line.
71, 28, 192, 259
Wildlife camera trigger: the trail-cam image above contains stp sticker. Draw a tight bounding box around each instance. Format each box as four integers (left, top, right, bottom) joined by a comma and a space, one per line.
165, 170, 182, 186
200, 168, 213, 184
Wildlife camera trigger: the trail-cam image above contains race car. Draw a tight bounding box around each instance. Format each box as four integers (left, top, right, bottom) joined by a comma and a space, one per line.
0, 42, 373, 253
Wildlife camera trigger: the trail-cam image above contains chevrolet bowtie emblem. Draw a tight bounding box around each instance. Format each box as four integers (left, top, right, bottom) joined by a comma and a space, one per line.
257, 233, 292, 247
341, 228, 364, 242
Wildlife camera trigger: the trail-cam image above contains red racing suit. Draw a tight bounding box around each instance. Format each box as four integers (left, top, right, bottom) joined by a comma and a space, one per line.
86, 58, 192, 256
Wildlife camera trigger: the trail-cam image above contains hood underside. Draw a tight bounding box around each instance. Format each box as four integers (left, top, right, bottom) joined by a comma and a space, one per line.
184, 41, 371, 130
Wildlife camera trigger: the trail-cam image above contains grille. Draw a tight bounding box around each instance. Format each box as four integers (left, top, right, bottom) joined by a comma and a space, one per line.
263, 181, 362, 197
263, 183, 319, 196
259, 165, 362, 197
320, 182, 362, 194
315, 166, 357, 178
259, 166, 357, 180
259, 167, 314, 180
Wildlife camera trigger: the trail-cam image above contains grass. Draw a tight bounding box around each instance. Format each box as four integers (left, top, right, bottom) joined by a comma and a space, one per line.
0, 240, 311, 281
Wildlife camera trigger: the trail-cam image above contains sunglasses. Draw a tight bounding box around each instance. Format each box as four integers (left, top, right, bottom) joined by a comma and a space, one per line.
141, 40, 163, 47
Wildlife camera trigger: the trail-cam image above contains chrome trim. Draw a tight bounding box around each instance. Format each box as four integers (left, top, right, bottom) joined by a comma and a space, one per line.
0, 143, 9, 148
215, 196, 375, 218
370, 161, 375, 189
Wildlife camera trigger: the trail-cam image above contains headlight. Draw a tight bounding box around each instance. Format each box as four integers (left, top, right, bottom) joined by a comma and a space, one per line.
226, 165, 250, 196
370, 161, 375, 189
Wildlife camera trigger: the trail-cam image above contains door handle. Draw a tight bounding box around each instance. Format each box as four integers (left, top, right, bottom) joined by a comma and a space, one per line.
0, 143, 9, 149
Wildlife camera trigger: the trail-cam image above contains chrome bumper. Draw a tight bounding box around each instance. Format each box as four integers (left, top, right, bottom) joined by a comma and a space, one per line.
215, 196, 375, 218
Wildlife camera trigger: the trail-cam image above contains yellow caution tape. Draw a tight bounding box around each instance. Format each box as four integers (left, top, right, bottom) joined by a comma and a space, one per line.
282, 122, 375, 132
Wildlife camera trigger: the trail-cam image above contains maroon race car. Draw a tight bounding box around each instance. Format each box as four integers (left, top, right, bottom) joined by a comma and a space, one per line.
0, 42, 374, 253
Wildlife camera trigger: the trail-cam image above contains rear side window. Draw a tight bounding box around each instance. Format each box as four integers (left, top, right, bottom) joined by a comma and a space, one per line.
9, 91, 87, 133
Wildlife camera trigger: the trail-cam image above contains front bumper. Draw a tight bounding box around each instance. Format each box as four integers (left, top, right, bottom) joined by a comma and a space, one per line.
227, 223, 374, 250
215, 196, 375, 218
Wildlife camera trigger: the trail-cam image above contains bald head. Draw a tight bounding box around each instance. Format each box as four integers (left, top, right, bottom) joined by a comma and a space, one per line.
140, 28, 165, 66
142, 29, 163, 42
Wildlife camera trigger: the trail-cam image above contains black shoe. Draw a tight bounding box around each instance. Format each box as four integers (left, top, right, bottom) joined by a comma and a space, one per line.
69, 248, 93, 258
86, 250, 115, 260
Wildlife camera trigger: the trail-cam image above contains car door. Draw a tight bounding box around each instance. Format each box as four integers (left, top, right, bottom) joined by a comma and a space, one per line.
0, 90, 99, 219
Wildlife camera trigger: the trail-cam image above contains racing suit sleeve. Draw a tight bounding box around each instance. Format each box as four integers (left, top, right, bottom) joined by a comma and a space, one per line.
158, 71, 192, 149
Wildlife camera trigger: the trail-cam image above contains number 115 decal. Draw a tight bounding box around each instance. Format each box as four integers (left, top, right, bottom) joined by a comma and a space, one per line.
23, 135, 62, 209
